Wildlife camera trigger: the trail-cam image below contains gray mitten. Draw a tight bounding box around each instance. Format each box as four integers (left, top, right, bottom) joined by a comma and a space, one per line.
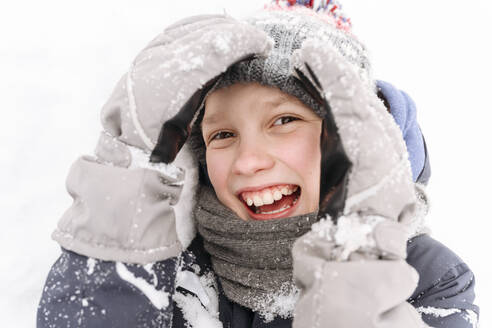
53, 14, 273, 264
290, 38, 427, 327
292, 217, 425, 328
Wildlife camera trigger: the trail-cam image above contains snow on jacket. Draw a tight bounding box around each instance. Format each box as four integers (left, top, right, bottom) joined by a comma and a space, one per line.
37, 233, 477, 328
37, 13, 478, 328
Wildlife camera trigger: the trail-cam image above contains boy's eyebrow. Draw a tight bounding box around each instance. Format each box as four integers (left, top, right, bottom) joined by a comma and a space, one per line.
202, 95, 292, 126
202, 113, 222, 126
263, 96, 291, 109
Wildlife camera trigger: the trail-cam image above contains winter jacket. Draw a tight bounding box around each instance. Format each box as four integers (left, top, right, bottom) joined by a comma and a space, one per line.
37, 13, 478, 328
38, 233, 478, 328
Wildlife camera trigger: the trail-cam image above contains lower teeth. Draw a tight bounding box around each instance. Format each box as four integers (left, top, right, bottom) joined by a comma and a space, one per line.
255, 196, 299, 215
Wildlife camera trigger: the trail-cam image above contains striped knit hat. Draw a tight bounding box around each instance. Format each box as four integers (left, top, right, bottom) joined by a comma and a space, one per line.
214, 0, 373, 116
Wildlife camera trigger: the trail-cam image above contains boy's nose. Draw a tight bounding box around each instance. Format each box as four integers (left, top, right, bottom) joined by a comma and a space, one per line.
232, 139, 274, 176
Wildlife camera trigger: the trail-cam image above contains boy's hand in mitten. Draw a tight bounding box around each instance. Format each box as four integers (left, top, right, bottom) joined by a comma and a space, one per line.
290, 38, 427, 327
292, 216, 426, 328
52, 15, 273, 264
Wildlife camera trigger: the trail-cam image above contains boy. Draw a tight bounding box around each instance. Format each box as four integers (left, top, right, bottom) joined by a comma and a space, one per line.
38, 1, 478, 327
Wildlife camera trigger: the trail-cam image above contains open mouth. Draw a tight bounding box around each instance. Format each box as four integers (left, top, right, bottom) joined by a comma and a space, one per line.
238, 184, 301, 220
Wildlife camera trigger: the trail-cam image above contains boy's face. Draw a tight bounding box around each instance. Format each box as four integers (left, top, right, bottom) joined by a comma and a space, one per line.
202, 82, 322, 221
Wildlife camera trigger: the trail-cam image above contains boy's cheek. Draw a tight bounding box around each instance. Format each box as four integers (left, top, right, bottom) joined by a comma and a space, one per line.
273, 133, 321, 172
206, 154, 229, 188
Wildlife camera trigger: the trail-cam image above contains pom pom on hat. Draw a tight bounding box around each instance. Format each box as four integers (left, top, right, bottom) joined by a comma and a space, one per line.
265, 0, 352, 31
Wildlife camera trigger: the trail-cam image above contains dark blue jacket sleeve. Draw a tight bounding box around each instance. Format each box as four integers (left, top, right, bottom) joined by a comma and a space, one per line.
37, 248, 178, 328
407, 234, 479, 328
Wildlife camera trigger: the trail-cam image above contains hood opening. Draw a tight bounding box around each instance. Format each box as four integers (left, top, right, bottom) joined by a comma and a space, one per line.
151, 59, 352, 222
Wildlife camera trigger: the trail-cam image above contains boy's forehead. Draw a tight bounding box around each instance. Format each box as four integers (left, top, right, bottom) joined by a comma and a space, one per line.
202, 98, 287, 127
201, 111, 223, 126
202, 85, 305, 126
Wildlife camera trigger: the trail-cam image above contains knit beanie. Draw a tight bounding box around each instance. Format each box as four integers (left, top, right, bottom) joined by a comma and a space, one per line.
215, 0, 373, 100
189, 0, 372, 180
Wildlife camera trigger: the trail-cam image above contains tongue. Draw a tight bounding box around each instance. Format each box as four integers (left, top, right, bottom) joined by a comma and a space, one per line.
258, 193, 296, 213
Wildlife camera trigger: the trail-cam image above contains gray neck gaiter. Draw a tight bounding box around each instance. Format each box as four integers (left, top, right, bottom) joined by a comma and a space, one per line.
194, 185, 318, 316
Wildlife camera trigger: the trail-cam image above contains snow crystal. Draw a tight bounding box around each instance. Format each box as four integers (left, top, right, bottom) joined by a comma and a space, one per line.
173, 291, 222, 328
333, 215, 382, 260
125, 69, 154, 149
178, 56, 204, 72
86, 258, 96, 275
199, 272, 219, 315
177, 270, 211, 308
259, 287, 299, 322
416, 306, 461, 317
191, 264, 201, 274
310, 216, 334, 241
213, 34, 232, 55
244, 283, 299, 323
309, 214, 382, 261
128, 145, 184, 181
115, 262, 169, 309
176, 269, 220, 319
463, 309, 479, 327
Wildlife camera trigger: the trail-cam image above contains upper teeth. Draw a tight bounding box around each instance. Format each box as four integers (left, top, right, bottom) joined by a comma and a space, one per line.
241, 185, 298, 207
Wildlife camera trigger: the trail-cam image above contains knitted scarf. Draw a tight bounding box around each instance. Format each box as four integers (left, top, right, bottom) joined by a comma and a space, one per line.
194, 185, 318, 316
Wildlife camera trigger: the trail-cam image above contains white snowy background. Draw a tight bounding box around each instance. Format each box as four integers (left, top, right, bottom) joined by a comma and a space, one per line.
1, 0, 490, 326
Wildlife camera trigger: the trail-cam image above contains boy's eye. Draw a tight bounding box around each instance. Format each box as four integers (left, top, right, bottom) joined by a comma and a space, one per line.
273, 116, 299, 126
211, 131, 235, 141
208, 116, 299, 143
